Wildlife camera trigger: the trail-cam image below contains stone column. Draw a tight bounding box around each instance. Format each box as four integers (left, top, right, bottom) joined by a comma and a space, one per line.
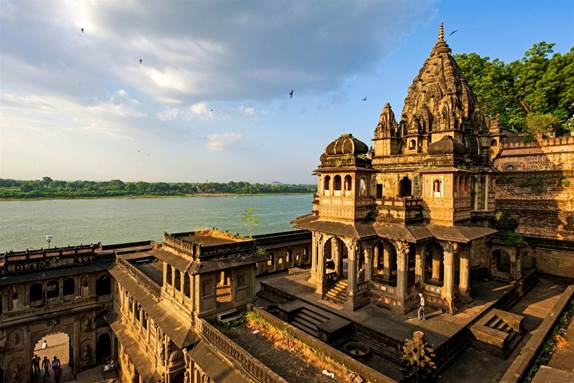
315, 235, 326, 296
394, 241, 409, 310
459, 249, 470, 300
309, 232, 319, 284
441, 241, 458, 314
364, 244, 372, 282
383, 242, 391, 280
347, 240, 357, 298
431, 250, 441, 282
415, 245, 425, 285
373, 244, 380, 276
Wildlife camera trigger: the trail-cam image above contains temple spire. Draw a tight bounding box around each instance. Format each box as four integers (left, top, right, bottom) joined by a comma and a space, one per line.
438, 22, 444, 42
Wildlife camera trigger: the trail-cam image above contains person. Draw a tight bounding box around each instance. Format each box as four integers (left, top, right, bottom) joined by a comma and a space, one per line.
417, 292, 426, 320
52, 356, 62, 383
42, 339, 48, 349
32, 354, 41, 375
42, 356, 50, 382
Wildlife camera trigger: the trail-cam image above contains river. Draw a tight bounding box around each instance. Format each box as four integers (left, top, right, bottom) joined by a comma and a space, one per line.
0, 194, 313, 252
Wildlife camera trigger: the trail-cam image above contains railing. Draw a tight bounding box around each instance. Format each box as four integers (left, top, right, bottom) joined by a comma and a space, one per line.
197, 319, 287, 383
502, 135, 574, 149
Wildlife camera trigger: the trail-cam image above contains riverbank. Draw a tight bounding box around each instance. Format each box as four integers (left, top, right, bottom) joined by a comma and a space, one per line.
0, 192, 314, 202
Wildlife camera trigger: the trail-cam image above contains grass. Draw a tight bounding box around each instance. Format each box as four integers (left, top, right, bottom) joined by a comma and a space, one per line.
245, 311, 362, 383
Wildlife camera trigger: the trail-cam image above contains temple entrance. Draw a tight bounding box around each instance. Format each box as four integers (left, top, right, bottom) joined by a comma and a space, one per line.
32, 333, 71, 382
96, 333, 112, 363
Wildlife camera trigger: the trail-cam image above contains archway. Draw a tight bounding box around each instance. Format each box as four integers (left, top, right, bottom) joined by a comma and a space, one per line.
96, 333, 112, 363
493, 249, 511, 273
399, 177, 412, 197
96, 275, 112, 296
32, 332, 72, 382
424, 242, 444, 285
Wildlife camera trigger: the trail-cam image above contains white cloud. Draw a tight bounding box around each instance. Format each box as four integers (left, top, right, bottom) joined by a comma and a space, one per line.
156, 107, 179, 121
241, 105, 256, 117
206, 132, 242, 151
116, 89, 128, 97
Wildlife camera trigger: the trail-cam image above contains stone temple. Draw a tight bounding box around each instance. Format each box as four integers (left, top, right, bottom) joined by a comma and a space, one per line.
1, 23, 573, 383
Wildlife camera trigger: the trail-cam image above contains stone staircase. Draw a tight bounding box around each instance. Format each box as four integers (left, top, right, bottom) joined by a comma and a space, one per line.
470, 309, 525, 358
290, 307, 331, 337
325, 280, 349, 305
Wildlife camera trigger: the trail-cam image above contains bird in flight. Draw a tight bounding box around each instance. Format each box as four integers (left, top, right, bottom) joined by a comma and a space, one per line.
210, 109, 214, 112
449, 29, 458, 36
81, 28, 84, 33
289, 90, 294, 99
139, 58, 143, 64
361, 97, 367, 102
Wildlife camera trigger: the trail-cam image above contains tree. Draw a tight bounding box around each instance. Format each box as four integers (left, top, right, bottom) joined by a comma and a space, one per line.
42, 176, 53, 183
525, 113, 559, 137
242, 208, 259, 237
402, 331, 437, 382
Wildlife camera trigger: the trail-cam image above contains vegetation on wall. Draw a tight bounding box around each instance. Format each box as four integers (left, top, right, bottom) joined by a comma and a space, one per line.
0, 177, 316, 199
455, 42, 574, 135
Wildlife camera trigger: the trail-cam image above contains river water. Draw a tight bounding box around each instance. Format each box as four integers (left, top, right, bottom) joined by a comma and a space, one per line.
0, 194, 313, 252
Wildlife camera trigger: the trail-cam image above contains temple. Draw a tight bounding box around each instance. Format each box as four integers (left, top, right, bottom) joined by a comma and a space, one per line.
1, 23, 573, 383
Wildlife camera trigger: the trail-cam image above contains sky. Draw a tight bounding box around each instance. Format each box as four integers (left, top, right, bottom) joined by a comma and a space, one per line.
1, 0, 573, 184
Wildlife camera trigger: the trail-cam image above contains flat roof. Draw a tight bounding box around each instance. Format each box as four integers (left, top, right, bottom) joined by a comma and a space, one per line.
130, 258, 163, 286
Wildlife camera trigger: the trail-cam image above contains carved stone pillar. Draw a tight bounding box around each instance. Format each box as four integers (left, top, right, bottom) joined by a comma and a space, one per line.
383, 242, 391, 280
441, 241, 458, 314
364, 244, 372, 282
415, 245, 425, 285
459, 250, 470, 300
347, 240, 357, 298
309, 232, 319, 284
315, 235, 326, 296
394, 241, 409, 310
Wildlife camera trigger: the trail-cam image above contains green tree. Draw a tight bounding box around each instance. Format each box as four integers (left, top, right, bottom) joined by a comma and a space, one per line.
525, 113, 559, 136
242, 208, 259, 237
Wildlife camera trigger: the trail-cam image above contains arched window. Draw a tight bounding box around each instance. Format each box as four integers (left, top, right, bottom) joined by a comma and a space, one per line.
96, 333, 112, 362
432, 179, 442, 197
409, 139, 416, 150
360, 177, 367, 196
30, 283, 43, 302
505, 164, 515, 171
323, 175, 331, 193
166, 265, 173, 285
63, 278, 75, 297
96, 275, 112, 296
333, 175, 342, 191
399, 177, 412, 197
47, 280, 59, 299
174, 270, 181, 291
344, 175, 352, 192
490, 139, 497, 146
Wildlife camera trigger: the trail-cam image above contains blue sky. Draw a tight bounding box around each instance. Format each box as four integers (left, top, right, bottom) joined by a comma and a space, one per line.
1, 0, 573, 184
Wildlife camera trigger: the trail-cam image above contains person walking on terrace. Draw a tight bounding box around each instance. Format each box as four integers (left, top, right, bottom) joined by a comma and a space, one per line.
417, 293, 426, 320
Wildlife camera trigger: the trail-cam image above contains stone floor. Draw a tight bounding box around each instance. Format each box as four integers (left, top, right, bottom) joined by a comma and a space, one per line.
440, 277, 568, 383
259, 270, 515, 348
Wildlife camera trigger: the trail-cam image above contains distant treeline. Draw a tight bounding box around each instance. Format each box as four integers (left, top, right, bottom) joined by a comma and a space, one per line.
0, 177, 316, 199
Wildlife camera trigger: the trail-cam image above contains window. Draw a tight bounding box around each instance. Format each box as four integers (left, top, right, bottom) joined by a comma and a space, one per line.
174, 270, 181, 291
376, 184, 383, 198
490, 139, 497, 146
96, 275, 112, 296
286, 250, 291, 263
323, 176, 331, 192
184, 275, 191, 298
166, 265, 173, 286
399, 177, 412, 197
333, 175, 342, 191
505, 164, 515, 171
409, 139, 416, 149
30, 283, 43, 302
344, 175, 352, 192
47, 281, 59, 299
63, 278, 75, 296
432, 179, 442, 197
360, 177, 367, 196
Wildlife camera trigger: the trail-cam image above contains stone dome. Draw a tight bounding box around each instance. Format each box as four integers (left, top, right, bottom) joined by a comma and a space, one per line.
428, 136, 467, 155
324, 134, 369, 156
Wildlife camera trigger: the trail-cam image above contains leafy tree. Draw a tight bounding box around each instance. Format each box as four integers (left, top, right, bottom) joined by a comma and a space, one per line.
525, 113, 559, 136
242, 208, 259, 237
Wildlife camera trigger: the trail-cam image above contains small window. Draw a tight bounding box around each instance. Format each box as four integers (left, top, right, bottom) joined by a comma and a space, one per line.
30, 283, 43, 302
63, 278, 75, 296
344, 175, 352, 191
324, 175, 331, 192
47, 281, 59, 299
433, 179, 442, 194
360, 177, 367, 196
409, 139, 416, 149
174, 270, 181, 291
333, 175, 342, 191
505, 164, 515, 171
166, 265, 173, 286
490, 139, 497, 146
376, 184, 383, 198
184, 275, 191, 298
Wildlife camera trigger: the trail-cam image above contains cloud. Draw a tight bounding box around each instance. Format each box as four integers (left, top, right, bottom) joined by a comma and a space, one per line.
156, 107, 179, 121
241, 105, 256, 117
0, 0, 433, 105
206, 132, 242, 151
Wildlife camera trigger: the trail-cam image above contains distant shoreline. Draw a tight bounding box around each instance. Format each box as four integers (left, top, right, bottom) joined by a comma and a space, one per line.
0, 192, 314, 202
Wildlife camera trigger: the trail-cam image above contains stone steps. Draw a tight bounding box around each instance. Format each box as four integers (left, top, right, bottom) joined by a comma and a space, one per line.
289, 307, 331, 337
325, 280, 349, 305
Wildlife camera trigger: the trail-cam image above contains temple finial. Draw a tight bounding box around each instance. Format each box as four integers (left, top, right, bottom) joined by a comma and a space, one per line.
438, 22, 444, 42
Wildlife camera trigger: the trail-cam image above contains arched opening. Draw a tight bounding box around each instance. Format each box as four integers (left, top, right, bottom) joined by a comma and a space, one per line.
30, 283, 43, 304
46, 280, 59, 300
373, 241, 397, 286
96, 333, 112, 363
323, 175, 331, 194
174, 270, 181, 291
424, 243, 444, 285
184, 275, 191, 298
216, 270, 232, 305
432, 179, 442, 197
359, 177, 367, 196
399, 177, 412, 197
490, 139, 497, 146
33, 333, 71, 381
494, 249, 511, 273
96, 275, 112, 296
409, 139, 416, 150
63, 278, 75, 297
505, 164, 515, 171
166, 264, 173, 285
344, 175, 352, 193
333, 175, 342, 191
